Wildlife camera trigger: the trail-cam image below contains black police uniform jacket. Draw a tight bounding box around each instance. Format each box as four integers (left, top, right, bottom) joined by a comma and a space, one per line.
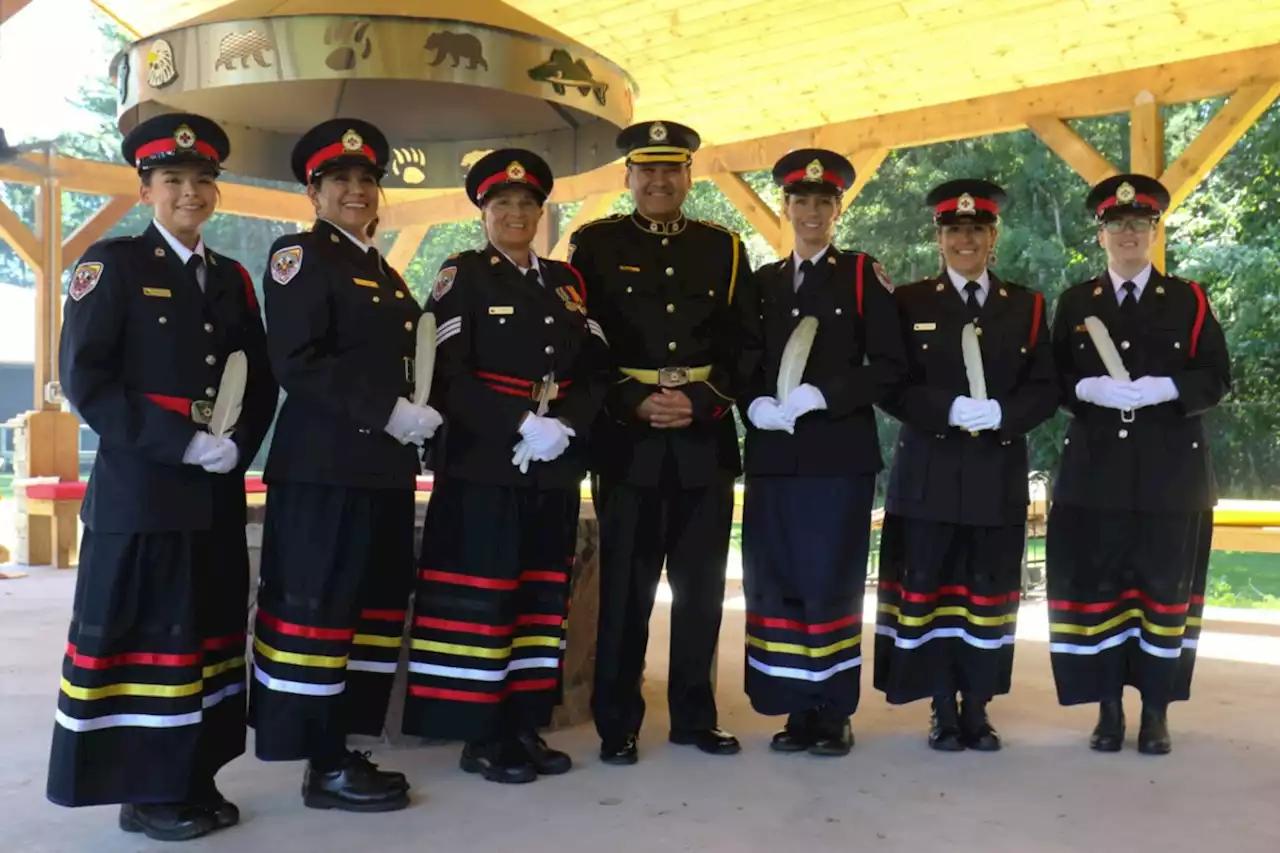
882, 272, 1059, 527
567, 212, 755, 488
60, 223, 278, 533
1050, 269, 1231, 512
262, 219, 422, 490
741, 248, 907, 476
423, 245, 610, 489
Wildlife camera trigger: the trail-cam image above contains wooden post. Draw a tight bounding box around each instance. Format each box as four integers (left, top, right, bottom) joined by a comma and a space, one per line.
385, 224, 431, 272
709, 173, 784, 256
1130, 91, 1166, 270
533, 203, 558, 260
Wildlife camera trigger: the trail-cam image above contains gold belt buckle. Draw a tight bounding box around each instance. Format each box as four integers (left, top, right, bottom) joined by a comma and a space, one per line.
191, 400, 214, 425
658, 367, 689, 388
530, 381, 559, 402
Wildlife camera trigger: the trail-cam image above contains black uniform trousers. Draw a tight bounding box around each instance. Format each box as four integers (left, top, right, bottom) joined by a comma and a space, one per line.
403, 477, 578, 742
741, 475, 874, 717
591, 473, 734, 740
47, 524, 249, 808
248, 482, 415, 761
1046, 504, 1211, 707
873, 516, 1025, 705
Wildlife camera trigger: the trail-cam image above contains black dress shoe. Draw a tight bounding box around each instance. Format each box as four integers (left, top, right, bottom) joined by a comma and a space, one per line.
1090, 700, 1126, 753
770, 711, 816, 753
119, 802, 217, 842
959, 695, 1002, 752
190, 779, 240, 830
807, 716, 853, 757
600, 734, 639, 765
516, 730, 572, 775
303, 751, 411, 812
1137, 705, 1172, 755
669, 727, 741, 755
928, 695, 965, 752
460, 741, 537, 784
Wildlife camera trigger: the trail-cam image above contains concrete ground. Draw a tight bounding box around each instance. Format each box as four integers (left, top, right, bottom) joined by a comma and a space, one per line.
3, 566, 1280, 853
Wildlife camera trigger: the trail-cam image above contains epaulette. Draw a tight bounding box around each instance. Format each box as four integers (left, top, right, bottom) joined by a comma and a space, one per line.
693, 219, 741, 237
574, 213, 625, 234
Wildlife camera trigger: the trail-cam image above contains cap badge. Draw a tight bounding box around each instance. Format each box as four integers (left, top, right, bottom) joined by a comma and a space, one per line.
649, 122, 668, 143
342, 129, 364, 152
804, 159, 824, 182
1116, 181, 1136, 203
506, 161, 527, 181
174, 124, 196, 149
957, 193, 976, 214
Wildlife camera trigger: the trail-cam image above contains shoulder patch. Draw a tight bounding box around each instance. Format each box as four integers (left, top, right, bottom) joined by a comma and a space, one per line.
872, 261, 893, 292
433, 266, 457, 301
270, 246, 304, 285
69, 262, 104, 301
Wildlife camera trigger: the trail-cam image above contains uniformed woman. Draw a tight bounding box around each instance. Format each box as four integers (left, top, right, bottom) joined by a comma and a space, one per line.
875, 180, 1058, 751
1047, 173, 1230, 755
250, 119, 440, 812
48, 113, 278, 841
401, 149, 609, 784
740, 149, 906, 757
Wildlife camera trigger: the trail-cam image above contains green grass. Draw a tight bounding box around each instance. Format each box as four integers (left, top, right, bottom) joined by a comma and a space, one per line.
0, 473, 12, 500
1205, 551, 1280, 609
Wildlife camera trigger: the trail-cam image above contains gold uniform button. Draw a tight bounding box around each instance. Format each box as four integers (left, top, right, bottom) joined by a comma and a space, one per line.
708, 290, 715, 297
203, 323, 213, 333
1118, 429, 1129, 439
372, 296, 380, 303
1064, 437, 1071, 445
1120, 340, 1130, 350
205, 355, 216, 365
668, 341, 677, 352
666, 304, 675, 314
922, 343, 929, 350
1174, 341, 1181, 349
330, 234, 340, 243
545, 316, 554, 325
791, 308, 799, 317
626, 286, 634, 294
665, 267, 675, 277
975, 327, 983, 336
661, 238, 670, 247
396, 291, 404, 299
1020, 346, 1027, 354
158, 316, 167, 325
545, 345, 555, 355
835, 308, 843, 316
1192, 441, 1200, 449
404, 321, 413, 331
206, 386, 217, 397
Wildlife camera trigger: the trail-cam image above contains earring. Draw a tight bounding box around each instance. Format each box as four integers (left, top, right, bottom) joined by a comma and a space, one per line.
987, 248, 998, 267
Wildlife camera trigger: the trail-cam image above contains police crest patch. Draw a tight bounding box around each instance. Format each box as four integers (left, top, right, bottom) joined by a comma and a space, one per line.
873, 261, 893, 292
70, 262, 104, 301
433, 266, 457, 301
270, 246, 303, 285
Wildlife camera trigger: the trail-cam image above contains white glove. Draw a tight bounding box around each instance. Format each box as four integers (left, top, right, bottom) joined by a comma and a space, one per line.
197, 436, 239, 474
385, 398, 443, 446
948, 396, 983, 428
1075, 376, 1143, 411
959, 399, 1002, 432
747, 397, 795, 433
781, 384, 827, 420
515, 415, 575, 471
182, 432, 220, 466
1131, 376, 1179, 408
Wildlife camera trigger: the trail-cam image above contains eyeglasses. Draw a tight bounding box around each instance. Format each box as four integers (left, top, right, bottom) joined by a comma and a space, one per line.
1102, 218, 1158, 233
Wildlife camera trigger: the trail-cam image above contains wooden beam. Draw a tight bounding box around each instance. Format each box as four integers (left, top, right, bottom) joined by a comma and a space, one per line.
34, 175, 60, 410
710, 173, 784, 254
61, 196, 135, 273
532, 204, 557, 260
1130, 91, 1166, 270
1162, 80, 1280, 214
385, 224, 431, 271
1026, 117, 1119, 186
379, 43, 1280, 229
0, 0, 34, 25
844, 147, 891, 207
549, 192, 617, 261
0, 196, 39, 269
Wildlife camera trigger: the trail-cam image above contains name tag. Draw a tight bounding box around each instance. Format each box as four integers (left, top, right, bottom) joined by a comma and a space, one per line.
352, 277, 379, 288
142, 287, 171, 298
618, 265, 641, 272
913, 322, 936, 331
489, 306, 514, 315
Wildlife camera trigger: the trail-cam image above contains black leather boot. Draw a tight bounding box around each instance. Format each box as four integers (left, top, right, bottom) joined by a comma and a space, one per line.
770, 710, 816, 753
189, 777, 240, 830
119, 803, 217, 842
959, 694, 1002, 752
1138, 703, 1172, 755
1089, 700, 1126, 752
807, 708, 853, 757
302, 750, 411, 812
516, 730, 572, 775
460, 740, 538, 784
928, 694, 965, 752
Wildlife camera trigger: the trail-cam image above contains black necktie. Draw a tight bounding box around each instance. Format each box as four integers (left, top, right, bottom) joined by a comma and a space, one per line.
524, 268, 541, 288
964, 281, 982, 318
797, 259, 813, 290
185, 254, 204, 293
1119, 281, 1138, 320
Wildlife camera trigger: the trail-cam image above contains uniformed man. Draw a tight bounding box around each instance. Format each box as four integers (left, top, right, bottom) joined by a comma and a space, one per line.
47, 113, 278, 841
740, 150, 907, 757
1047, 173, 1230, 755
402, 149, 609, 783
251, 119, 440, 811
876, 180, 1058, 751
569, 120, 754, 764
